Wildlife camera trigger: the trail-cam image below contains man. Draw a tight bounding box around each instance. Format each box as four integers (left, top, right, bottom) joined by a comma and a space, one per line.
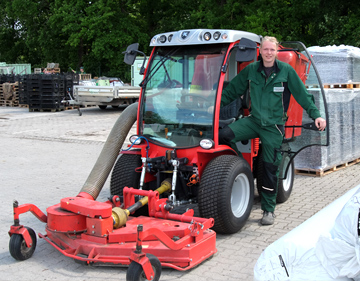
219, 36, 326, 225
71, 66, 86, 74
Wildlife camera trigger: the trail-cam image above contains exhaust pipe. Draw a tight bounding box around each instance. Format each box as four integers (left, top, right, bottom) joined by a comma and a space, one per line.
78, 102, 138, 200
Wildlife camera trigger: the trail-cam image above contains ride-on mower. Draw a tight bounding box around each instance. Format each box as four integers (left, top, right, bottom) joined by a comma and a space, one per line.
8, 29, 328, 280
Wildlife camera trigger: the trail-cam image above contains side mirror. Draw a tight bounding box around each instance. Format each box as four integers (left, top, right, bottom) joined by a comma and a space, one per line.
236, 38, 257, 62
123, 43, 139, 65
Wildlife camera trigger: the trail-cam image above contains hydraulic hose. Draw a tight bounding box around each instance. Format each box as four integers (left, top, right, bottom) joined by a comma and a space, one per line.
78, 102, 138, 200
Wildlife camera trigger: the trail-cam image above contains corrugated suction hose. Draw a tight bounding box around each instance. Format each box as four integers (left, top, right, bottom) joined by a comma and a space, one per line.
78, 102, 138, 200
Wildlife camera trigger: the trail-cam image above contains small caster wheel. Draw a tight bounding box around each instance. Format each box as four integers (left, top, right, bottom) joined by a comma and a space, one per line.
126, 253, 161, 281
9, 227, 37, 261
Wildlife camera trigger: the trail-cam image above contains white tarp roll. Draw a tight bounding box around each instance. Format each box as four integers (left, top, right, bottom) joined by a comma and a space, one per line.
254, 185, 360, 281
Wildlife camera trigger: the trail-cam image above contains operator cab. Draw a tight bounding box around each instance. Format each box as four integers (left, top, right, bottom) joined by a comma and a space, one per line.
123, 29, 329, 176
118, 29, 329, 234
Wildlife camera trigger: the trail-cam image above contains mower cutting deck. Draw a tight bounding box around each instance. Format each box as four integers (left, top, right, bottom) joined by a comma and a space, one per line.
9, 179, 216, 281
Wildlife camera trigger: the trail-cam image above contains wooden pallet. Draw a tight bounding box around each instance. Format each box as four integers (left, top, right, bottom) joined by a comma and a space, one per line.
295, 158, 360, 177
0, 99, 19, 107
323, 82, 360, 89
0, 82, 19, 107
29, 108, 64, 112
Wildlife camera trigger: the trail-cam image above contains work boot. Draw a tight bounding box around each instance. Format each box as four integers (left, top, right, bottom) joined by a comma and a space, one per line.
261, 211, 275, 225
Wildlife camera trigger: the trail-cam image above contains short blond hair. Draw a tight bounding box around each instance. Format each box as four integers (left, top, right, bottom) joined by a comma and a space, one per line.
260, 36, 279, 48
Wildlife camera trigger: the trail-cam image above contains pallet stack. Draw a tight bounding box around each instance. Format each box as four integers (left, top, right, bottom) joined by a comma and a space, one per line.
18, 75, 28, 106
26, 74, 65, 112
294, 45, 360, 176
64, 73, 79, 102
0, 82, 19, 106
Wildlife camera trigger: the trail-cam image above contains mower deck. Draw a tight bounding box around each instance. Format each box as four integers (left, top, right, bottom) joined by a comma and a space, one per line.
40, 212, 216, 270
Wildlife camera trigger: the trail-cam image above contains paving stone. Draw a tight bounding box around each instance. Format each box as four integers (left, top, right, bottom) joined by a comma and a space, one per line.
1, 106, 360, 280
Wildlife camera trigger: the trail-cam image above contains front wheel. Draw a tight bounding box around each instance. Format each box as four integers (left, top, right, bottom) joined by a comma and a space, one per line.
110, 154, 142, 196
198, 155, 254, 234
9, 227, 37, 261
126, 254, 161, 281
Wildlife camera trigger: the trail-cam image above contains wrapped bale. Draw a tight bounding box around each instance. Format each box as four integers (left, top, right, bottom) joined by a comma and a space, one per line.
294, 88, 360, 174
307, 45, 360, 84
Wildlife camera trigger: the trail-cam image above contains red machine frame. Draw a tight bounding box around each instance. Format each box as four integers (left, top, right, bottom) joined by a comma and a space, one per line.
9, 186, 216, 279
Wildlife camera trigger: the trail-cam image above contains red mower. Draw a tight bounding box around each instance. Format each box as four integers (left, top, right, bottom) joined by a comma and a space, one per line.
9, 29, 328, 281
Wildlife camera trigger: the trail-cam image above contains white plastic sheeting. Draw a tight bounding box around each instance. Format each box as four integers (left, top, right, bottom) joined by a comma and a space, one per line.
254, 185, 360, 281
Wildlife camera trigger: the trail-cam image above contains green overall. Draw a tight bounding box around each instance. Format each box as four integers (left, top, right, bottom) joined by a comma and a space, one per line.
221, 59, 321, 212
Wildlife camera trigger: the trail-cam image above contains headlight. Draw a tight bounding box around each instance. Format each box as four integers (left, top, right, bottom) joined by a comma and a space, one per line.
204, 32, 211, 41
213, 31, 221, 40
129, 135, 142, 145
168, 34, 173, 42
200, 139, 215, 149
157, 35, 167, 43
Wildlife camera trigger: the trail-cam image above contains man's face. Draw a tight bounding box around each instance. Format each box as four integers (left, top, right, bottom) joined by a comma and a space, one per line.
260, 41, 277, 66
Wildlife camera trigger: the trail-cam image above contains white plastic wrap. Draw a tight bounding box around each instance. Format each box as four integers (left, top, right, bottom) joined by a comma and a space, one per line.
294, 88, 360, 172
254, 185, 360, 281
307, 45, 360, 84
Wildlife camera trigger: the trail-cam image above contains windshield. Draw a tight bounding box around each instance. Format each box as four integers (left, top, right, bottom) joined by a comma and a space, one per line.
140, 44, 228, 147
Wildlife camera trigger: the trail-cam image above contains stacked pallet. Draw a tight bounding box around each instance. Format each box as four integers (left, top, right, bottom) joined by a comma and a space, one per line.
294, 45, 360, 176
0, 82, 19, 106
64, 73, 79, 102
27, 74, 65, 112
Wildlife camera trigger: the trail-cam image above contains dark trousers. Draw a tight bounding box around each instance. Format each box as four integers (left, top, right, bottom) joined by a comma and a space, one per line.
220, 116, 284, 212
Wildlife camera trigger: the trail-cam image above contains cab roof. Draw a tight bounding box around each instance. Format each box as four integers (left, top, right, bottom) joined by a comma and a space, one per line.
150, 29, 261, 47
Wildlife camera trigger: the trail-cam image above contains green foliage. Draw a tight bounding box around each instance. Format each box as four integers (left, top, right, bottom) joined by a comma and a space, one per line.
0, 0, 359, 80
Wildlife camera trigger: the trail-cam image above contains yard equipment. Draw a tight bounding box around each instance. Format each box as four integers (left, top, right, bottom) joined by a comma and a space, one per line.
8, 29, 328, 280
114, 29, 329, 234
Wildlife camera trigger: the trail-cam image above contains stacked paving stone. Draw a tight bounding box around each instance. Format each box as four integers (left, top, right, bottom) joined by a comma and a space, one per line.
294, 46, 360, 175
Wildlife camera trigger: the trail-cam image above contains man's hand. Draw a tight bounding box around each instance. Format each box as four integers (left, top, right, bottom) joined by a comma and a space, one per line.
315, 117, 326, 131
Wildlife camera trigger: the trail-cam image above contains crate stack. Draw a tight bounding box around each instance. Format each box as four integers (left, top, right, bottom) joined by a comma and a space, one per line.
64, 73, 79, 102
46, 63, 60, 74
18, 75, 28, 106
27, 74, 65, 112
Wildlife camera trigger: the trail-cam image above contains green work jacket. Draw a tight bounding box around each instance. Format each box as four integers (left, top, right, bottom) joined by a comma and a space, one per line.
221, 59, 321, 126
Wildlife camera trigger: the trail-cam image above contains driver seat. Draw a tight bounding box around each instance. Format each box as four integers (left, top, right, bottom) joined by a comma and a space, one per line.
219, 82, 250, 128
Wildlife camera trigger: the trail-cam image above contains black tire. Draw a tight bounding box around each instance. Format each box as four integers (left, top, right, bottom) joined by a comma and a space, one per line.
198, 155, 254, 234
110, 154, 142, 196
126, 253, 161, 281
9, 227, 37, 261
98, 105, 107, 110
276, 153, 294, 203
256, 150, 294, 203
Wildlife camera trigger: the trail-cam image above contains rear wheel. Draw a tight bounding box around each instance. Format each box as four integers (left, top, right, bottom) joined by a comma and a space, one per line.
276, 152, 294, 203
198, 155, 254, 234
98, 105, 107, 110
255, 150, 294, 203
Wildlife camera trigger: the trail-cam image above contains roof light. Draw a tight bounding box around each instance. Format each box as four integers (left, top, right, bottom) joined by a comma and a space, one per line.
213, 31, 221, 40
204, 32, 211, 41
181, 31, 190, 40
200, 139, 215, 149
158, 35, 167, 43
221, 33, 228, 40
168, 34, 173, 42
